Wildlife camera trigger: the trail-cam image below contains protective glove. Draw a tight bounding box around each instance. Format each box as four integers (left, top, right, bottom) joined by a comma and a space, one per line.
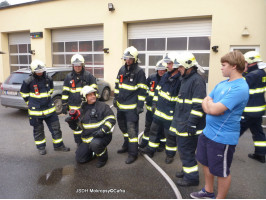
187, 125, 197, 136
151, 103, 157, 114
62, 104, 69, 115
136, 107, 144, 115
65, 117, 78, 130
113, 99, 118, 109
92, 129, 105, 138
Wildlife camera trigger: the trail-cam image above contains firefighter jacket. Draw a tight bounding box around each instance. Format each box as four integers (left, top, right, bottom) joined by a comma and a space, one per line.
77, 101, 116, 143
243, 64, 266, 118
146, 73, 162, 112
20, 72, 56, 118
153, 71, 181, 122
169, 69, 206, 137
62, 69, 97, 110
114, 63, 147, 111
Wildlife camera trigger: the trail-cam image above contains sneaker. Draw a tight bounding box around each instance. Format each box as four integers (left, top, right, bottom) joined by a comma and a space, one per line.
190, 188, 215, 199
175, 171, 184, 178
248, 153, 265, 163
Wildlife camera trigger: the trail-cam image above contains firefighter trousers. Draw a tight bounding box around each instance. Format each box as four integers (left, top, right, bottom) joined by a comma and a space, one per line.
240, 116, 266, 155
117, 110, 139, 157
76, 134, 112, 163
141, 110, 166, 147
148, 118, 177, 157
177, 135, 199, 182
29, 112, 64, 149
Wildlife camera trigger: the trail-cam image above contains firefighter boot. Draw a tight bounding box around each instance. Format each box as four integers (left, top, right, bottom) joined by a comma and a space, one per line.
138, 139, 148, 148
139, 147, 154, 158
38, 147, 46, 155
176, 178, 199, 187
96, 150, 108, 168
248, 153, 265, 163
54, 144, 70, 152
157, 142, 165, 152
175, 170, 184, 178
125, 155, 138, 164
117, 139, 128, 154
165, 155, 174, 164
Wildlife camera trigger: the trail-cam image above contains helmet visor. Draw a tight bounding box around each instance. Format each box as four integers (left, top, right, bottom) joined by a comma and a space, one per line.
122, 51, 135, 60
34, 65, 46, 73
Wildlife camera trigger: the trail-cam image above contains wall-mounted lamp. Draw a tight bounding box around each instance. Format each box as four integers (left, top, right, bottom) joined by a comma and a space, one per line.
212, 46, 219, 53
103, 48, 109, 54
29, 50, 35, 55
108, 3, 115, 11
0, 51, 6, 54
242, 27, 250, 37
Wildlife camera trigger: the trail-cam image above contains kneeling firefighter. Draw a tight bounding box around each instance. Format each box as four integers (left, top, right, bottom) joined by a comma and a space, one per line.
65, 86, 116, 168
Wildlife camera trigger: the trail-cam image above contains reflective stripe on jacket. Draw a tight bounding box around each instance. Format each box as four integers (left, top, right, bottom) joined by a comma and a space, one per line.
243, 64, 266, 117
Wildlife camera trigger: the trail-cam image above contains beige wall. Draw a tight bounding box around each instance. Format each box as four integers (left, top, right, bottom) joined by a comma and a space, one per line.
0, 0, 265, 92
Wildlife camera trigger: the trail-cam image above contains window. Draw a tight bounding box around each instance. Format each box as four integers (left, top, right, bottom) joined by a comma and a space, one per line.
167, 37, 187, 50
9, 43, 31, 72
129, 39, 146, 51
230, 46, 259, 54
52, 40, 104, 78
147, 38, 165, 51
189, 37, 210, 50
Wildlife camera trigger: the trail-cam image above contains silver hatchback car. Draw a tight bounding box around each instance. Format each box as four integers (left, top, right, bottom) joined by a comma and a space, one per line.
0, 67, 111, 114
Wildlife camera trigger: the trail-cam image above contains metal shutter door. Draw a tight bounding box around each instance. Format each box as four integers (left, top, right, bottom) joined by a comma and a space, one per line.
128, 18, 212, 39
52, 26, 103, 42
9, 32, 30, 45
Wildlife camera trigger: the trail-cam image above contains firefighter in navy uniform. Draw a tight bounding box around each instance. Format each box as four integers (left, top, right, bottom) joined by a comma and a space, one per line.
240, 51, 266, 163
20, 60, 70, 155
140, 53, 181, 164
62, 54, 97, 146
65, 86, 116, 168
114, 46, 147, 164
139, 59, 167, 149
169, 52, 206, 186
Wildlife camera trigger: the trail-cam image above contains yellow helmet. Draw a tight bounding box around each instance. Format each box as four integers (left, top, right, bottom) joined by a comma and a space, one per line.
71, 54, 85, 66
30, 60, 46, 73
244, 51, 262, 64
178, 52, 198, 69
123, 46, 139, 63
80, 86, 97, 99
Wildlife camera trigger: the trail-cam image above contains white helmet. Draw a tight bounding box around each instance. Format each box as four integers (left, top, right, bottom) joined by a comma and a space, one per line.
30, 60, 46, 73
80, 86, 97, 99
244, 51, 262, 64
123, 46, 139, 63
155, 59, 167, 71
71, 54, 85, 66
163, 53, 181, 68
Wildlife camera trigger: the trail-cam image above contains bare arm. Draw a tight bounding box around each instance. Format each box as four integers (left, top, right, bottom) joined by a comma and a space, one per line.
202, 96, 228, 115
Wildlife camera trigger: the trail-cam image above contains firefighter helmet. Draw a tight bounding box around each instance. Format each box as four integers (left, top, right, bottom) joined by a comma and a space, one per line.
122, 46, 139, 63
155, 59, 167, 71
178, 52, 205, 73
244, 51, 262, 64
71, 54, 85, 66
163, 53, 181, 68
30, 60, 46, 73
80, 86, 97, 99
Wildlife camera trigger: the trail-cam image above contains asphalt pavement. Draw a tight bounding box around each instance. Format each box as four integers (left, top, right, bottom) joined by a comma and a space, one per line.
0, 98, 265, 199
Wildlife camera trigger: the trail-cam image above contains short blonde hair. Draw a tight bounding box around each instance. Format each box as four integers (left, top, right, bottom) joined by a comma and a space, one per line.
221, 51, 245, 73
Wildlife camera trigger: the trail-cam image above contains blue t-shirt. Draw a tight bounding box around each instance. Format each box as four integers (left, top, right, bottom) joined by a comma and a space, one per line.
203, 78, 249, 145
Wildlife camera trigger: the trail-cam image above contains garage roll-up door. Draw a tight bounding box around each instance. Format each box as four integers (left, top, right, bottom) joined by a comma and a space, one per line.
128, 19, 211, 82
9, 32, 31, 72
52, 26, 104, 78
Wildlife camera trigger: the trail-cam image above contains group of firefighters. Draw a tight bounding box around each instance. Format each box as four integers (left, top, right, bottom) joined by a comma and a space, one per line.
20, 46, 266, 187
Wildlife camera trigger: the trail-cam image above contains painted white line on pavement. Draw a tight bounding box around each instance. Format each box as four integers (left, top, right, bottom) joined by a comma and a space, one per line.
138, 131, 182, 199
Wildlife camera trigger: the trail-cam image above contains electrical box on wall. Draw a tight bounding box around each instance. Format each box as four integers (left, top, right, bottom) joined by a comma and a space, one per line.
30, 32, 43, 38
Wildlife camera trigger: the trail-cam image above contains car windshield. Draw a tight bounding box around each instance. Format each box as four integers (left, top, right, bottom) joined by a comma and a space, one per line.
4, 72, 30, 85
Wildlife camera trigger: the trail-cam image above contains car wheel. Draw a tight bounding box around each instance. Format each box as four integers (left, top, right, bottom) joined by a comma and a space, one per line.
101, 87, 110, 101
53, 96, 62, 115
